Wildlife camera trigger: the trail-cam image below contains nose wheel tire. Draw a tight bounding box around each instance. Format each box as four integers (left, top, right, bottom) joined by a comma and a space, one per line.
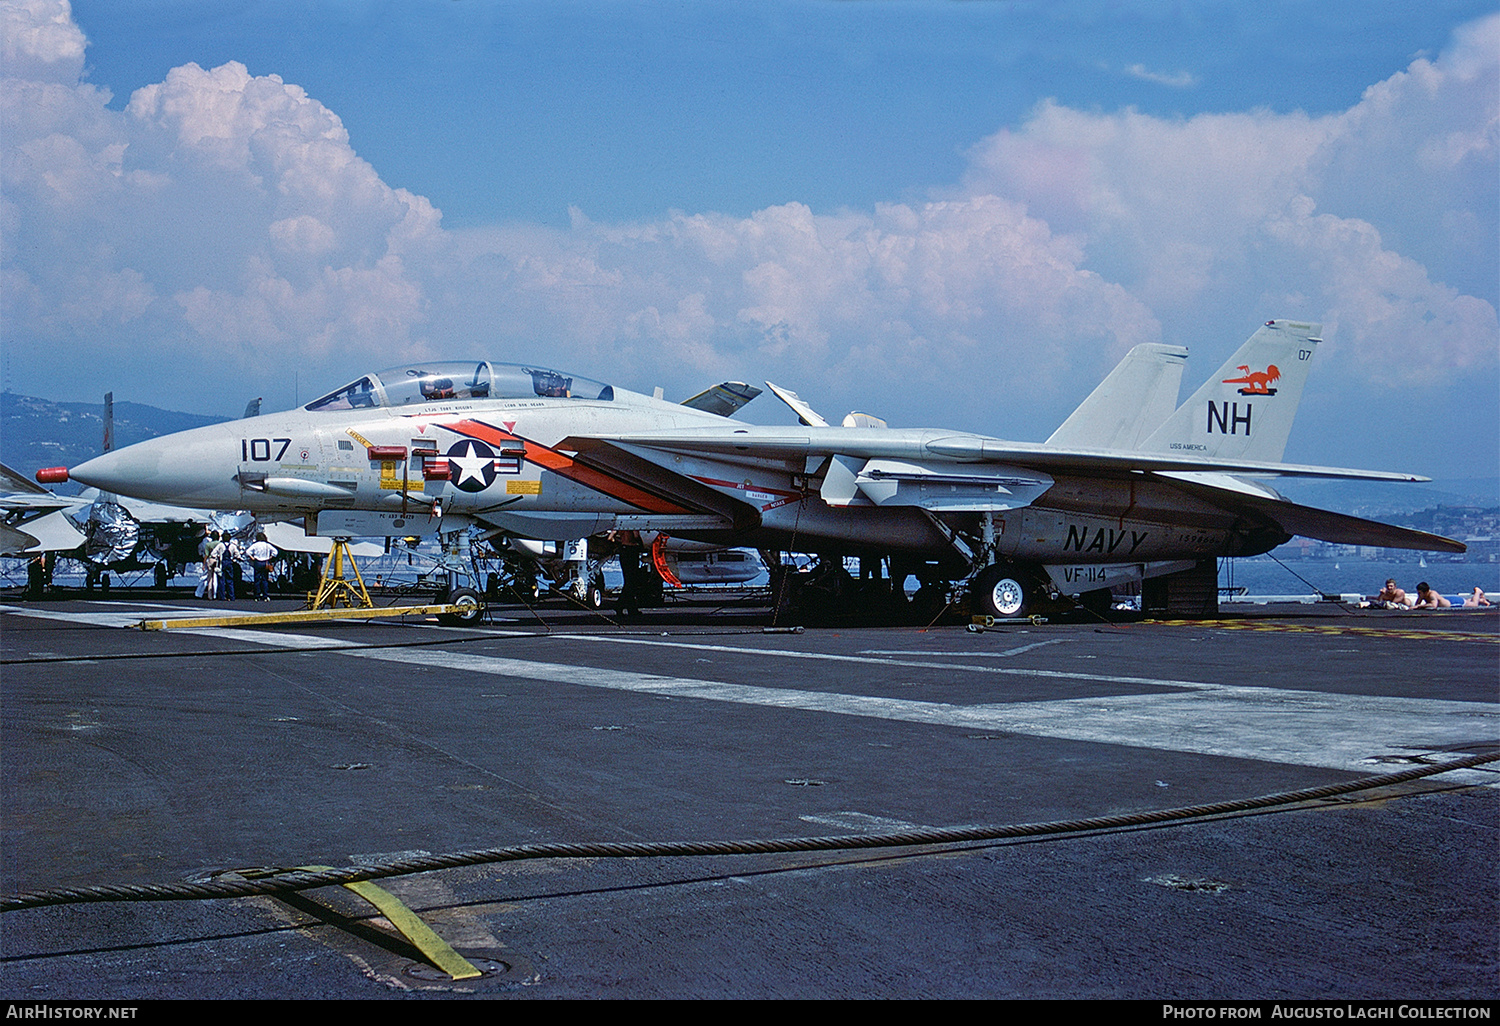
572, 576, 605, 609
974, 564, 1029, 618
438, 586, 485, 626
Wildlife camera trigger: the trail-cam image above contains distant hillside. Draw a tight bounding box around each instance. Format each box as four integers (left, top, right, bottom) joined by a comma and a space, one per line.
0, 392, 228, 488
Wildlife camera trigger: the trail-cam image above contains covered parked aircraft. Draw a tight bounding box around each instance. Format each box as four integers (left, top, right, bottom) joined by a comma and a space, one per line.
6, 396, 340, 591
7, 394, 262, 588
48, 320, 1462, 619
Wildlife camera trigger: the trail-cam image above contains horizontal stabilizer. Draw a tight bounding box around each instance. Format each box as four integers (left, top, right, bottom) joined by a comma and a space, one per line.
1166, 476, 1465, 554
0, 509, 85, 555
0, 491, 74, 513
1, 461, 53, 496
1261, 501, 1463, 553
0, 522, 43, 555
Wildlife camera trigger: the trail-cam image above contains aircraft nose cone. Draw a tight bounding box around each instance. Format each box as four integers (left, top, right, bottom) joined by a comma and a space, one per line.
70, 442, 180, 502
69, 451, 138, 494
69, 427, 247, 508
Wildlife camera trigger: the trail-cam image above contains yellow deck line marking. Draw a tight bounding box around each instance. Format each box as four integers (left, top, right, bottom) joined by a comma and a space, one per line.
1146, 619, 1499, 643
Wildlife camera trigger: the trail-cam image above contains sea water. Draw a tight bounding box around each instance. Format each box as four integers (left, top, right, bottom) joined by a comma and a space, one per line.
1218, 554, 1497, 603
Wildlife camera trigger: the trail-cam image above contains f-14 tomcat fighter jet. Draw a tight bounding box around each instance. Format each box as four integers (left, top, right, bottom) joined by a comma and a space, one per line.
51, 320, 1462, 618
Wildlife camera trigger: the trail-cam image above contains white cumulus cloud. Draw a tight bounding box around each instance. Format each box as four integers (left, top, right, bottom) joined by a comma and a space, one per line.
0, 0, 1494, 467
958, 18, 1498, 395
0, 0, 84, 84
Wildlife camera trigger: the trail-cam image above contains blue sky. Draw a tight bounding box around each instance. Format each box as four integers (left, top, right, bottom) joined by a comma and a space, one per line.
3, 0, 1497, 480
64, 1, 1493, 226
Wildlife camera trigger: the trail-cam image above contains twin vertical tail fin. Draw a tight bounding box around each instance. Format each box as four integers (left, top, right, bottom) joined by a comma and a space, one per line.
1046, 343, 1188, 450
1138, 320, 1320, 463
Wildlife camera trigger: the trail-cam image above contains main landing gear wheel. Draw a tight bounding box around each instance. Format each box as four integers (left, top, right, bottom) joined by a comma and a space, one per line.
438, 586, 485, 626
974, 564, 1029, 618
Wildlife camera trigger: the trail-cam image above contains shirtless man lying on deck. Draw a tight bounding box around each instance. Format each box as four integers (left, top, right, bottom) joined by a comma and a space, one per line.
1374, 579, 1413, 609
1412, 582, 1452, 610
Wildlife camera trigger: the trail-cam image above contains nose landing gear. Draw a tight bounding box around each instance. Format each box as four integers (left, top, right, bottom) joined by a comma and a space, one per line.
438, 586, 485, 625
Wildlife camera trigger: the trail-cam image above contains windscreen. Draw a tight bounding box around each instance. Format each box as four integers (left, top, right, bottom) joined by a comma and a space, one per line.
305, 361, 614, 411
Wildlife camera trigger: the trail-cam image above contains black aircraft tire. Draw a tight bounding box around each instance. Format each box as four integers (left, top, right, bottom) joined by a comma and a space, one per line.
438, 587, 485, 626
974, 564, 1029, 618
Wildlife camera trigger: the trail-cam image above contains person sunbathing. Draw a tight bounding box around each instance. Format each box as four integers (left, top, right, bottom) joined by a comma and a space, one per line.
1374, 579, 1412, 608
1411, 582, 1451, 610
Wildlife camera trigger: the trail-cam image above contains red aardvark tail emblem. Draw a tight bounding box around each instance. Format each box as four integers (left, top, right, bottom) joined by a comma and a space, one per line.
1222, 364, 1280, 395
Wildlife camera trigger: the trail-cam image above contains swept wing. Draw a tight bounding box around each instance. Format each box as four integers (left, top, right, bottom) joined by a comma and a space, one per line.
577, 425, 1428, 483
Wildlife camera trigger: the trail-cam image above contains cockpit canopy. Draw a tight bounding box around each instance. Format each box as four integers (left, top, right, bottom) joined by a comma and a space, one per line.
304, 361, 615, 412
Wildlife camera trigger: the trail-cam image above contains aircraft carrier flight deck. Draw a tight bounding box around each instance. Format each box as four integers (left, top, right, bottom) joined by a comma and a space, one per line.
1, 593, 1496, 1001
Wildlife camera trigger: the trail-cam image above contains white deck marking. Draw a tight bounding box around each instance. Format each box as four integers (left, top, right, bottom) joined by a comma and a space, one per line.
800, 812, 928, 833
173, 626, 359, 649
347, 647, 1498, 776
161, 624, 537, 648
550, 633, 1228, 691
7, 605, 1493, 776
0, 604, 530, 643
861, 641, 1069, 658
0, 603, 279, 629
